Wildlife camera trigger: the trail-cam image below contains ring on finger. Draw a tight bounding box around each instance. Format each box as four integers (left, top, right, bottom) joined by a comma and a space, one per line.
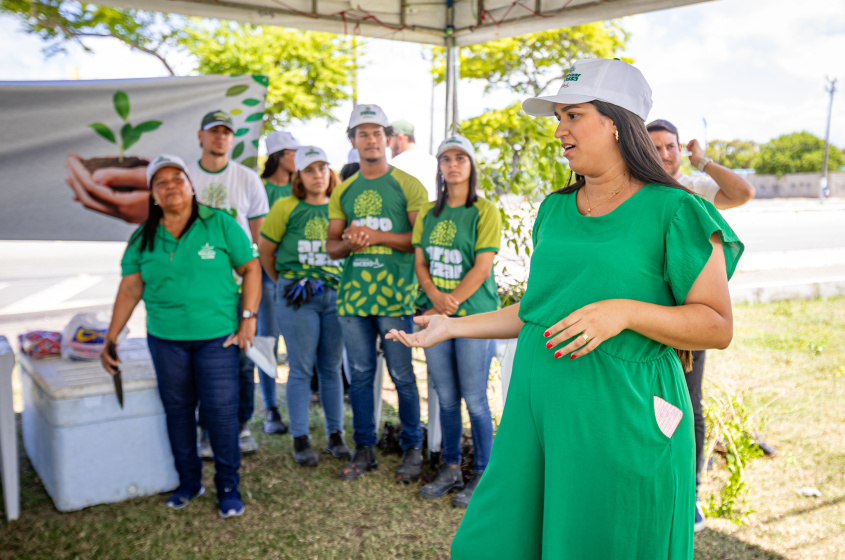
581, 333, 591, 343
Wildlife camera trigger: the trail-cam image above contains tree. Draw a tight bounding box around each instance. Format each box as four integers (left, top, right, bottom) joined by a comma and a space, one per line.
706, 139, 758, 170
180, 21, 359, 130
754, 131, 845, 176
0, 1, 180, 74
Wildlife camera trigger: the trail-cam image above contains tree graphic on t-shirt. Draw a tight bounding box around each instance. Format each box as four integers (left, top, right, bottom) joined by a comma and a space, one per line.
429, 220, 457, 247
304, 216, 329, 240
353, 189, 382, 218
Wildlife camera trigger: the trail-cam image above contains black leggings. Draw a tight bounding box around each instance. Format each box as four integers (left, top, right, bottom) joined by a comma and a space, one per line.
684, 350, 706, 493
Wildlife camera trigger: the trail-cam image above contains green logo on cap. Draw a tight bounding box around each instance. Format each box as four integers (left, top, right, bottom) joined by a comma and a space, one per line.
445, 138, 462, 145
305, 149, 320, 156
153, 156, 171, 165
360, 106, 377, 116
564, 71, 581, 82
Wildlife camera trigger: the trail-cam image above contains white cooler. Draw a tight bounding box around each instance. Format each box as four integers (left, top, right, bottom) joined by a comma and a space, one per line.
20, 338, 178, 512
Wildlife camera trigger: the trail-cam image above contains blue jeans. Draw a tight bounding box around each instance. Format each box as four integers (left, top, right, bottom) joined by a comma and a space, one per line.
257, 270, 280, 410
339, 315, 423, 449
147, 334, 240, 494
275, 281, 345, 439
425, 338, 495, 472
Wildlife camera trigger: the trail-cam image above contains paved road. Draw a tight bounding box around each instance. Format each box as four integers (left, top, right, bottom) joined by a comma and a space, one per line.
1, 198, 843, 345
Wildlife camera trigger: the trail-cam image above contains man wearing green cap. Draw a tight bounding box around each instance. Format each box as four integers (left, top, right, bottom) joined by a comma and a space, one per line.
188, 110, 271, 458
389, 119, 438, 202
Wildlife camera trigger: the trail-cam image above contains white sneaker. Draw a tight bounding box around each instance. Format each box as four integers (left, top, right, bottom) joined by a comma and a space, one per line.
239, 423, 258, 454
694, 501, 706, 533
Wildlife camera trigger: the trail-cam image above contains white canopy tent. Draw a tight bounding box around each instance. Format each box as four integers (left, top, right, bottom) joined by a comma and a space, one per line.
102, 0, 713, 131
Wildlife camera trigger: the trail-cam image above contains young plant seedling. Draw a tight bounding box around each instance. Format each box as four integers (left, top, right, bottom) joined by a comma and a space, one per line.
88, 91, 161, 162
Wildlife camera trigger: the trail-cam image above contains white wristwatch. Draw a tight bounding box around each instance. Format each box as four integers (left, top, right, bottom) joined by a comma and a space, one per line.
242, 310, 257, 320
696, 156, 713, 172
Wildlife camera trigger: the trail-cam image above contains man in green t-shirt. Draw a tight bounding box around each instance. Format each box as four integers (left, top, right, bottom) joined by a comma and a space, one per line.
327, 104, 428, 482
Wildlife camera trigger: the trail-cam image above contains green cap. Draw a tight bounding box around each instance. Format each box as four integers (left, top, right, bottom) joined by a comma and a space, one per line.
390, 120, 415, 136
200, 110, 234, 131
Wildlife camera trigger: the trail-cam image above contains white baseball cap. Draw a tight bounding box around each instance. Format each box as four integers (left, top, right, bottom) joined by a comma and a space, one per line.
347, 148, 360, 164
436, 134, 475, 161
522, 59, 653, 121
146, 154, 190, 187
348, 104, 389, 130
265, 131, 300, 155
294, 146, 329, 171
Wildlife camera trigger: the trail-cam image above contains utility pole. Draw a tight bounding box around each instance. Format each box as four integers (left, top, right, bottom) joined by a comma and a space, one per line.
702, 117, 708, 151
821, 76, 837, 203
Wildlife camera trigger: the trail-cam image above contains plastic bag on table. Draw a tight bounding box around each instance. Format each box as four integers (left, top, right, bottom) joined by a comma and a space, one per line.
61, 312, 128, 361
18, 331, 62, 358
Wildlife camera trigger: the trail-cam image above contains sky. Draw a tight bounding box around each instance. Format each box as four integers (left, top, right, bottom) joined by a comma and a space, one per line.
1, 0, 843, 168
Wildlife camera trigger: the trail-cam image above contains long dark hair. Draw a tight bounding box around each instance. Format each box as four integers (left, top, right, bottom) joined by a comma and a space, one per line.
138, 193, 200, 252
261, 150, 285, 179
433, 157, 479, 217
554, 100, 694, 371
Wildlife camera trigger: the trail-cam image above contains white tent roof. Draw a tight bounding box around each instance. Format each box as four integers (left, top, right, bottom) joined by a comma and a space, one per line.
104, 0, 712, 45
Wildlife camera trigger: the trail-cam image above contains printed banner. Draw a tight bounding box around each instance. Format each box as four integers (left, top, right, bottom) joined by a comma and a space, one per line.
0, 75, 267, 241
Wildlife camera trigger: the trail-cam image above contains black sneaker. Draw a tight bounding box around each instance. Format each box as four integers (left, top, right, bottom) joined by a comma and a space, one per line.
325, 431, 352, 461
292, 435, 319, 467
263, 407, 288, 435
420, 464, 464, 499
339, 446, 378, 480
395, 447, 423, 483
452, 472, 483, 509
694, 501, 706, 533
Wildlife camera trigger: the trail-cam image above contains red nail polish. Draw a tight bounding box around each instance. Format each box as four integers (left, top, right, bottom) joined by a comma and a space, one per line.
570, 354, 577, 360
544, 331, 551, 337
554, 351, 562, 358
546, 341, 553, 349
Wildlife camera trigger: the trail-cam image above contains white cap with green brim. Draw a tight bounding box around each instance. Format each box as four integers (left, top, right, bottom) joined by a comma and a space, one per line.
146, 154, 190, 187
348, 104, 389, 130
522, 58, 653, 121
295, 146, 329, 171
436, 134, 475, 161
265, 131, 300, 155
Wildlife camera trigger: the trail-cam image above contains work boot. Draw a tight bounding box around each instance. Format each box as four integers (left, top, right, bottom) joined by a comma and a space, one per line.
452, 472, 483, 509
292, 435, 319, 467
238, 422, 259, 455
420, 463, 464, 499
395, 447, 423, 483
263, 407, 288, 435
339, 446, 378, 480
197, 428, 214, 461
325, 431, 352, 461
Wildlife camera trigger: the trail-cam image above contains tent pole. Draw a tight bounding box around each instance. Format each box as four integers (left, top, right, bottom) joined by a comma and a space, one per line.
452, 39, 459, 134
444, 41, 454, 137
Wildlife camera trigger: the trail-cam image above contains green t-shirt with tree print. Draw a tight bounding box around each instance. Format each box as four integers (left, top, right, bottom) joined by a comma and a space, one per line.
328, 167, 428, 316
263, 179, 291, 209
260, 196, 342, 289
412, 197, 502, 316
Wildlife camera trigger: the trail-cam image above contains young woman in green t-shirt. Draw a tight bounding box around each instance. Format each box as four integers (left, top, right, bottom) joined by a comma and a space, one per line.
258, 146, 351, 467
412, 134, 502, 508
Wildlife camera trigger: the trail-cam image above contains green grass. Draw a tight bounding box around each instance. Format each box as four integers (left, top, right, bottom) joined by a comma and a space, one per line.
1, 298, 844, 559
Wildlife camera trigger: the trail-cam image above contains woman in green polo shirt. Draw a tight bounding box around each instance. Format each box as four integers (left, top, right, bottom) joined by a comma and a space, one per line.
413, 134, 502, 508
100, 154, 261, 519
258, 146, 351, 467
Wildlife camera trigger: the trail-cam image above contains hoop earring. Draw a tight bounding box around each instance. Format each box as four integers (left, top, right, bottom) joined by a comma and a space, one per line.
614, 130, 619, 142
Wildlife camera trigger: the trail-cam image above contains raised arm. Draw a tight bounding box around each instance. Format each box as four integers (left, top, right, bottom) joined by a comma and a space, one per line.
688, 139, 755, 210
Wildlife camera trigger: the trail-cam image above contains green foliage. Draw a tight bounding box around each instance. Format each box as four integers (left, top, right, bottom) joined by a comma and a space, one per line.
88, 90, 161, 160
180, 21, 359, 130
0, 0, 180, 73
702, 382, 764, 523
706, 139, 758, 170
754, 131, 845, 176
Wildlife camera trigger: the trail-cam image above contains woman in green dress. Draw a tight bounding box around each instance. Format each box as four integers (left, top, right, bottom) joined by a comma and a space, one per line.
387, 58, 743, 559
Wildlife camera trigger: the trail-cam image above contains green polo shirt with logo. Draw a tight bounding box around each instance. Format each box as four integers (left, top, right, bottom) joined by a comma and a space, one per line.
121, 205, 258, 341
260, 196, 342, 289
412, 197, 502, 317
263, 179, 291, 209
328, 167, 428, 317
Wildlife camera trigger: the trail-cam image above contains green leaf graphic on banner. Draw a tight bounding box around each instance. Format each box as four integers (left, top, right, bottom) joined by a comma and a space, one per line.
242, 98, 260, 106
113, 91, 130, 120
245, 112, 263, 122
133, 120, 162, 133
121, 123, 142, 151
88, 123, 116, 144
226, 84, 249, 97
232, 141, 245, 159
234, 128, 250, 137
241, 156, 258, 169
251, 140, 259, 148
230, 109, 243, 116
252, 75, 269, 86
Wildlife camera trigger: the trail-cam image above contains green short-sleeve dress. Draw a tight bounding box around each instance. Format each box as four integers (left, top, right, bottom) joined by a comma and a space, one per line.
451, 184, 743, 560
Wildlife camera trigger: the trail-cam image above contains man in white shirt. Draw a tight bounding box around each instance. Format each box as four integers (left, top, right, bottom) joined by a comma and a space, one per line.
647, 118, 755, 534
389, 120, 438, 201
647, 119, 755, 210
188, 110, 270, 457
